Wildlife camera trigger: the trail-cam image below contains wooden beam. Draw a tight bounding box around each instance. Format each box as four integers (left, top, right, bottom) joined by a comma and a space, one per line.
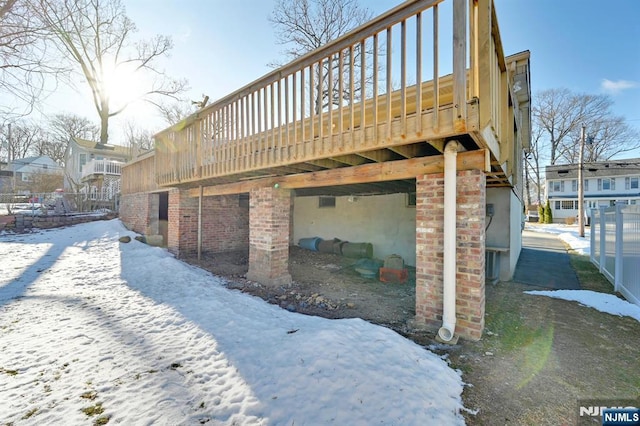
187, 150, 488, 197
389, 144, 423, 158
329, 154, 370, 166
356, 149, 397, 162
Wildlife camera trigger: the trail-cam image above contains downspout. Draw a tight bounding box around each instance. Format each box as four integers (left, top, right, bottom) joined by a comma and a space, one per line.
438, 141, 459, 342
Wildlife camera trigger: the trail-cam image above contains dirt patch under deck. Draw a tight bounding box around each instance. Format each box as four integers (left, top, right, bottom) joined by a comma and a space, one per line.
183, 246, 640, 425
184, 246, 417, 331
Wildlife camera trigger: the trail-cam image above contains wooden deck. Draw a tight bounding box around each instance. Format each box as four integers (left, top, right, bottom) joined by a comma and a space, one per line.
143, 0, 530, 197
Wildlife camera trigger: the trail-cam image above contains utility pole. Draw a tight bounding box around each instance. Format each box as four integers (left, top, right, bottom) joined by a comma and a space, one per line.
578, 125, 585, 238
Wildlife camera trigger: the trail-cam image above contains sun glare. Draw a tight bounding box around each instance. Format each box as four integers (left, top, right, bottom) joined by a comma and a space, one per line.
101, 60, 148, 114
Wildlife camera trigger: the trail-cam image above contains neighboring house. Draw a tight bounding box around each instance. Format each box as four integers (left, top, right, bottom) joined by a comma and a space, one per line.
546, 158, 640, 223
6, 156, 63, 193
64, 137, 130, 201
119, 0, 531, 342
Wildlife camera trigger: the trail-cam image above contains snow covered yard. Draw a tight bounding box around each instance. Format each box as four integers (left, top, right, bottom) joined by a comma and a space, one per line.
0, 220, 466, 425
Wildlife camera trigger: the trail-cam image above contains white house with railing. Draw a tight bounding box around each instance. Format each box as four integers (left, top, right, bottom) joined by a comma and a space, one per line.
545, 158, 640, 223
64, 137, 130, 202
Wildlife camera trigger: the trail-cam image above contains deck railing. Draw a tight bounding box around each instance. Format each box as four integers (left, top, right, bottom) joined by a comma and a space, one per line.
81, 159, 124, 180
121, 153, 157, 195
155, 0, 508, 187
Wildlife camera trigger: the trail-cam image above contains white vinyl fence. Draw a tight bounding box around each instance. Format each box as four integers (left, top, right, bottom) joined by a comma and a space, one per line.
591, 204, 640, 306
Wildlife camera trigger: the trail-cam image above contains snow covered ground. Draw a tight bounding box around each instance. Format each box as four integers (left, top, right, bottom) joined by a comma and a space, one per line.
0, 220, 466, 425
525, 290, 640, 323
524, 223, 640, 323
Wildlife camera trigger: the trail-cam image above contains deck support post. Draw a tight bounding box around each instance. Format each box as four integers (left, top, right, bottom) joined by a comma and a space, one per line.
247, 186, 292, 287
414, 168, 486, 341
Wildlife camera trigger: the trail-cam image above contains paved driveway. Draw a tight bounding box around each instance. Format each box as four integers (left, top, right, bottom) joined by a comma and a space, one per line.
513, 230, 581, 290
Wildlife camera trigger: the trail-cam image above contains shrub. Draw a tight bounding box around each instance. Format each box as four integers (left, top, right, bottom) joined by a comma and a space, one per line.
537, 204, 544, 223
544, 199, 553, 223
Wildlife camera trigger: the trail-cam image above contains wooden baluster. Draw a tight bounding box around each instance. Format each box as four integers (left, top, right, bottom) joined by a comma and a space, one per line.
338, 49, 344, 147
433, 5, 439, 132
349, 44, 355, 149
285, 75, 290, 160
386, 27, 392, 142
293, 72, 297, 156
401, 19, 407, 135
310, 63, 315, 157
360, 39, 366, 146
373, 33, 378, 143
416, 11, 422, 135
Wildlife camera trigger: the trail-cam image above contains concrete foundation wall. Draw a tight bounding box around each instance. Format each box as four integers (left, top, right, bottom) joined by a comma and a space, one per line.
293, 193, 416, 266
486, 187, 523, 281
508, 190, 524, 278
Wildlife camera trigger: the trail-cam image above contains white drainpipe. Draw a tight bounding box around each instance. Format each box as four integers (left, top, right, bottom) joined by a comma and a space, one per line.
438, 141, 459, 342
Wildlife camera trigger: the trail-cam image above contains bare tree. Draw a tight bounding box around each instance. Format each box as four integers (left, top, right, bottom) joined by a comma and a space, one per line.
122, 120, 153, 158
45, 113, 99, 165
0, 0, 65, 118
48, 113, 99, 142
0, 120, 42, 160
35, 0, 188, 144
561, 115, 637, 164
523, 124, 549, 206
533, 88, 638, 165
269, 0, 373, 111
156, 99, 197, 127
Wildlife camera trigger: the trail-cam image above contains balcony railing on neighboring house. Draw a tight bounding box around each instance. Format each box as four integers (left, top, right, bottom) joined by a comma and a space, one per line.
152, 0, 526, 189
81, 159, 124, 181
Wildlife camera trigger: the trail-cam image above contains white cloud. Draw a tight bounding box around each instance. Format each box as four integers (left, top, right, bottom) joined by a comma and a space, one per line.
601, 79, 638, 94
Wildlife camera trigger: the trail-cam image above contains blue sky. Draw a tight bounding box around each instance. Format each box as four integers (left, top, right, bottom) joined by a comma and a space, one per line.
41, 0, 640, 143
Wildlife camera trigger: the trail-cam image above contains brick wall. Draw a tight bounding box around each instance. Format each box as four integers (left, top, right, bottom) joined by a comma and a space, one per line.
168, 189, 198, 257
201, 194, 249, 252
247, 187, 292, 287
415, 169, 486, 341
165, 191, 249, 258
120, 192, 153, 235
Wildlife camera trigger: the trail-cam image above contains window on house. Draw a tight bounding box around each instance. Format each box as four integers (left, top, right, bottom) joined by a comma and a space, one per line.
598, 178, 615, 191
572, 180, 577, 192
319, 196, 336, 208
551, 181, 564, 192
631, 200, 637, 205
625, 177, 639, 190
554, 201, 560, 210
79, 153, 87, 173
561, 201, 574, 210
585, 179, 589, 191
609, 200, 616, 207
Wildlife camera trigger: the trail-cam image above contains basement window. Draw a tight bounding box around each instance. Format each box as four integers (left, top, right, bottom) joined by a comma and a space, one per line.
406, 192, 417, 207
318, 196, 336, 208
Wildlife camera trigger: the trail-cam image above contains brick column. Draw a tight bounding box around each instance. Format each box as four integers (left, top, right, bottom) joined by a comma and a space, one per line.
167, 189, 198, 258
247, 186, 292, 287
415, 169, 486, 341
